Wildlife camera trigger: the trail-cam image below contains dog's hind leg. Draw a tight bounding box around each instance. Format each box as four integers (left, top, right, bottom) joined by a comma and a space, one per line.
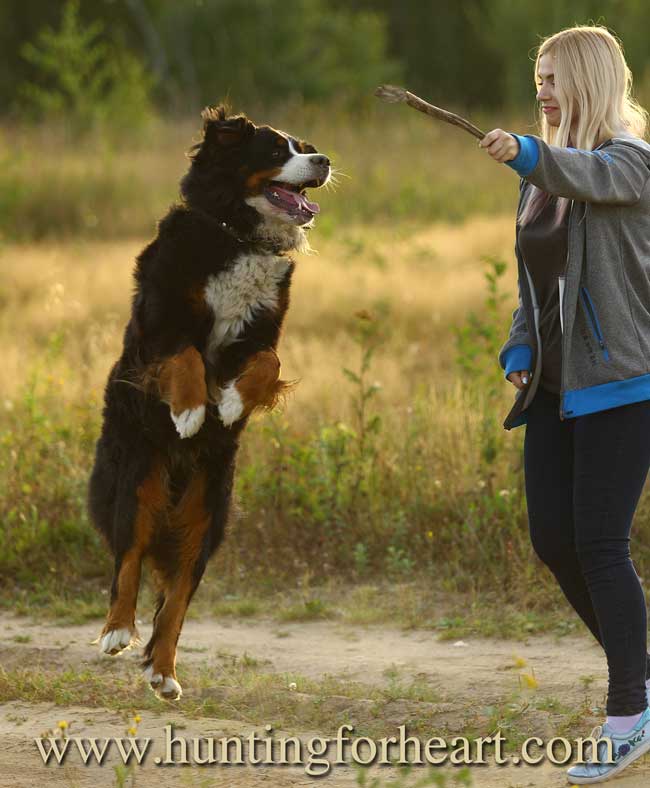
142, 463, 232, 700
97, 457, 167, 656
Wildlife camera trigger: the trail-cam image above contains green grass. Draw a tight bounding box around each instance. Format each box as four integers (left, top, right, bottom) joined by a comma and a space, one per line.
0, 648, 597, 768
0, 332, 631, 638
0, 655, 555, 747
0, 571, 591, 646
276, 598, 333, 622
0, 365, 554, 610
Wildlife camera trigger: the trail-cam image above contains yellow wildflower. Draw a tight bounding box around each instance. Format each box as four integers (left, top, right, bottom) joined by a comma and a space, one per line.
520, 672, 538, 689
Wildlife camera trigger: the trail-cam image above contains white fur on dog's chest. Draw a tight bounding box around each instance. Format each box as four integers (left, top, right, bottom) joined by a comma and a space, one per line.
204, 251, 290, 354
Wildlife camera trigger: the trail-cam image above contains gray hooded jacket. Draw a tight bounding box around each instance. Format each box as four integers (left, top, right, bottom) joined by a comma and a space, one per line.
497, 132, 650, 430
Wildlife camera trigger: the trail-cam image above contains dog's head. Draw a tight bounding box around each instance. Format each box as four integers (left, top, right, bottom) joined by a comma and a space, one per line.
181, 105, 331, 235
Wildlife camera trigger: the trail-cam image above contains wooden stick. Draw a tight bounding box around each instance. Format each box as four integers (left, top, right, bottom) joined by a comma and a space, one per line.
374, 84, 485, 141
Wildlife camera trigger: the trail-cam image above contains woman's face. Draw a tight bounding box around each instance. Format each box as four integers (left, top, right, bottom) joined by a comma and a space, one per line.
536, 53, 561, 127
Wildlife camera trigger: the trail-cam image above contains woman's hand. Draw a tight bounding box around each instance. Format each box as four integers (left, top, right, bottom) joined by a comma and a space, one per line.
507, 370, 530, 390
478, 129, 520, 163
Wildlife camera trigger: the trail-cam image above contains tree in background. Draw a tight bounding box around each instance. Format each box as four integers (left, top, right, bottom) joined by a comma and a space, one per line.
470, 0, 650, 111
2, 0, 649, 119
329, 0, 650, 115
142, 0, 401, 111
18, 0, 153, 135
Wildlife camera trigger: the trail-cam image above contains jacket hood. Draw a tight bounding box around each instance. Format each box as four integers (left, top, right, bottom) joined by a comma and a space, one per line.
604, 133, 650, 162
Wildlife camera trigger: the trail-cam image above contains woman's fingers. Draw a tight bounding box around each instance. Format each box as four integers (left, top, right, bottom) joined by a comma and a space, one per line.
506, 370, 530, 390
479, 129, 519, 162
478, 129, 502, 147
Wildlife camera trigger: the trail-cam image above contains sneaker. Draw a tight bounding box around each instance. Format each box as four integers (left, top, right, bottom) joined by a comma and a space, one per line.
566, 706, 650, 783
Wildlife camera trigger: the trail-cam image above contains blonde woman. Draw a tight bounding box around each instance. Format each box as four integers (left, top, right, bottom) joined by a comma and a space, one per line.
480, 25, 650, 783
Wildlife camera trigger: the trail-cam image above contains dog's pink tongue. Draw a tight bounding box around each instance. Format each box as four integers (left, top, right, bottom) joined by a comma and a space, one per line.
295, 192, 320, 214
277, 186, 320, 214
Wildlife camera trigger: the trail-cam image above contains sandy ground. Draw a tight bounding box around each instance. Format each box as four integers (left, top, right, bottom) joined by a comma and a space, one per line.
1, 613, 650, 787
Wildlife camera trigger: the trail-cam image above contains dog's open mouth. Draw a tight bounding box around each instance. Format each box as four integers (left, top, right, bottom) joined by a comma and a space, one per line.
263, 182, 320, 223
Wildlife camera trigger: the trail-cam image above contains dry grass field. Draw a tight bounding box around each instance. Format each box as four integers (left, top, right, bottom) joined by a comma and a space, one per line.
1, 215, 515, 415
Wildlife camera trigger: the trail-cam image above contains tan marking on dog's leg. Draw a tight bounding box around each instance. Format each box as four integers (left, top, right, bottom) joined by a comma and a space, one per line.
99, 459, 166, 655
158, 347, 207, 438
145, 472, 210, 698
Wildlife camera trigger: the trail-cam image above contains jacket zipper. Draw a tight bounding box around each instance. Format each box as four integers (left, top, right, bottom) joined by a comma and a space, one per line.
579, 286, 610, 361
518, 251, 540, 417
559, 200, 574, 421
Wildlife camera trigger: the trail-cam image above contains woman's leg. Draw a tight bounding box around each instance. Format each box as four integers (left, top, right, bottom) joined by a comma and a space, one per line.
524, 388, 606, 642
572, 399, 650, 716
525, 389, 650, 687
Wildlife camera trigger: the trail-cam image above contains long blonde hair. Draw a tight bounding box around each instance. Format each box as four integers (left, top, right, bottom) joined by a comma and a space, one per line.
519, 24, 649, 226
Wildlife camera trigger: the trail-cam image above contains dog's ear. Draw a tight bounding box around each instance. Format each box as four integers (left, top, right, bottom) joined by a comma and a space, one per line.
201, 105, 255, 149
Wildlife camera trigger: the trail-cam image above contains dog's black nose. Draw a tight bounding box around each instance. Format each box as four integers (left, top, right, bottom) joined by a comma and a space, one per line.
310, 154, 330, 167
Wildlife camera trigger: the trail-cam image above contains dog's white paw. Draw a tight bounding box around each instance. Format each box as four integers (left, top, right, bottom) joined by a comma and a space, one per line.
171, 404, 205, 438
218, 382, 244, 427
160, 675, 183, 700
143, 665, 183, 700
99, 628, 137, 656
142, 664, 162, 685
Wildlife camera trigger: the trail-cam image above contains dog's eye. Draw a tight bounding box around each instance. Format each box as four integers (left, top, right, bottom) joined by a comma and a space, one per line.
271, 150, 283, 159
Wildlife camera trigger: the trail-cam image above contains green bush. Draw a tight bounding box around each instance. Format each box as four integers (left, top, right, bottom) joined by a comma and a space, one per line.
18, 0, 153, 137
453, 256, 510, 470
151, 0, 400, 108
0, 334, 108, 590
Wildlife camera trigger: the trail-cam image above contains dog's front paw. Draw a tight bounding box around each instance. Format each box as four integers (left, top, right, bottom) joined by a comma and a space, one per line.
171, 404, 205, 438
218, 382, 244, 427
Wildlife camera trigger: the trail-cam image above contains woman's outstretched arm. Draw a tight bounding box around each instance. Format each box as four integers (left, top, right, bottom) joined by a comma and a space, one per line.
479, 129, 650, 205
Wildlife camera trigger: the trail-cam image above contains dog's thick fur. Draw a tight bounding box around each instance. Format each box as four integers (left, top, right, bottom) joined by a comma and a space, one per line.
88, 105, 330, 699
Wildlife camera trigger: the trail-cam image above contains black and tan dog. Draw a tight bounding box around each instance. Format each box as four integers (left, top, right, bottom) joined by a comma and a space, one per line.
88, 105, 330, 699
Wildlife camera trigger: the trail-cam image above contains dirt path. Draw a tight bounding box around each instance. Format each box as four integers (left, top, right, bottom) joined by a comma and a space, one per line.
2, 613, 650, 787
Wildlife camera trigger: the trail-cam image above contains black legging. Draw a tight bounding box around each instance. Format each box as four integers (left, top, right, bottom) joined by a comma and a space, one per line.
524, 385, 650, 716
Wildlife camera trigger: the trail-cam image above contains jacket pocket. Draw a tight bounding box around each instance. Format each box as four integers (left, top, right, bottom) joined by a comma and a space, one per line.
579, 285, 610, 361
